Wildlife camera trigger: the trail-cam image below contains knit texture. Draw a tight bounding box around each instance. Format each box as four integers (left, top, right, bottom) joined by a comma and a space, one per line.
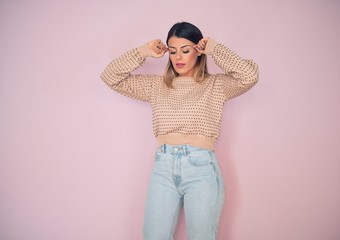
101, 42, 259, 149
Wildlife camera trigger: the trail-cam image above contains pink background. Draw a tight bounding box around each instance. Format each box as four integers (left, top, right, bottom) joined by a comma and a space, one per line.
1, 1, 340, 239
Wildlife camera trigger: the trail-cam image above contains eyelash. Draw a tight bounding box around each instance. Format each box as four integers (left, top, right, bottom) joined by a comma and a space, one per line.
170, 50, 190, 55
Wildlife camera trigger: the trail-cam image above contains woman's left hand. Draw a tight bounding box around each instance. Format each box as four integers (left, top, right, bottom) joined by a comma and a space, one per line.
193, 37, 209, 54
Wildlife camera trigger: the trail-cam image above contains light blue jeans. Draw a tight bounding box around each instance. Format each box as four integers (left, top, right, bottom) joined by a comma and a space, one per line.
143, 144, 225, 240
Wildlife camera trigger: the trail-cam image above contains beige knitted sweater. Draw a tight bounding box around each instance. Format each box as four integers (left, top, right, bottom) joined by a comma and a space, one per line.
101, 40, 259, 149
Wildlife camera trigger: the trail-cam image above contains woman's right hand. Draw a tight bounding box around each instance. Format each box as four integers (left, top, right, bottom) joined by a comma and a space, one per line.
147, 39, 168, 58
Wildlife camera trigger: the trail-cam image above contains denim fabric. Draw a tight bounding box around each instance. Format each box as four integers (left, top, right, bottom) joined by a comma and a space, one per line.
143, 144, 225, 240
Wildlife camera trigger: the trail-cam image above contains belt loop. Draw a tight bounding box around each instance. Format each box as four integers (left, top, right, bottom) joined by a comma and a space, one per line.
184, 145, 188, 156
163, 144, 166, 153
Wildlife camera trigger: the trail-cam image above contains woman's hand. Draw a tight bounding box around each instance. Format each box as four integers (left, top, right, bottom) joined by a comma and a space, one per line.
147, 39, 168, 58
193, 37, 209, 54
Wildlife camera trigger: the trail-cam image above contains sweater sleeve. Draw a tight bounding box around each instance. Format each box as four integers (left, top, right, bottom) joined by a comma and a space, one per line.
209, 41, 259, 101
100, 48, 158, 102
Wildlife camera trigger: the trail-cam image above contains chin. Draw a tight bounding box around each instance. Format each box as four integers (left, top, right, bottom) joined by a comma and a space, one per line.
175, 70, 187, 76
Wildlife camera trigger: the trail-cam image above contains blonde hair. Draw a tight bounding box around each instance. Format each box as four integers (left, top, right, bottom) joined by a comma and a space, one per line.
163, 54, 209, 88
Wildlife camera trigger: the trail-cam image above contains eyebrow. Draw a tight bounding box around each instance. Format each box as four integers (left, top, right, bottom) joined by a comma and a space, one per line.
168, 45, 193, 49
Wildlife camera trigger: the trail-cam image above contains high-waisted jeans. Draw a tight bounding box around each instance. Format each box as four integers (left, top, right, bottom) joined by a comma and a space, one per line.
143, 144, 225, 240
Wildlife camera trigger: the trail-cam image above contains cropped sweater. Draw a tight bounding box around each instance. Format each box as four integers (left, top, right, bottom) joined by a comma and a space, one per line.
100, 40, 259, 149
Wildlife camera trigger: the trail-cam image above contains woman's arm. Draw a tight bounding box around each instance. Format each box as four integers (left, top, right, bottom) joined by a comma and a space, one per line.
100, 40, 167, 102
196, 38, 259, 100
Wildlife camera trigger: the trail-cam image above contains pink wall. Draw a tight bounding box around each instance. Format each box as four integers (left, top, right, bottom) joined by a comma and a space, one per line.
1, 1, 340, 239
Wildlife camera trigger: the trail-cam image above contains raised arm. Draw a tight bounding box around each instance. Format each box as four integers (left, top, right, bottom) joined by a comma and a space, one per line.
100, 40, 168, 102
195, 38, 259, 100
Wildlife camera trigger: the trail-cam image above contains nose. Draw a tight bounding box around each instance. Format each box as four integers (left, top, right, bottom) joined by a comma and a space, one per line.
175, 52, 182, 60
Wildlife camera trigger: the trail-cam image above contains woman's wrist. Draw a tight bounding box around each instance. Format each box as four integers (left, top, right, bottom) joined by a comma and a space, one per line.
204, 38, 218, 55
137, 43, 152, 58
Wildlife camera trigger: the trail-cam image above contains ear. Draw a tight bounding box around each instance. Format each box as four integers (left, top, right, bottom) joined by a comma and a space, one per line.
197, 52, 202, 56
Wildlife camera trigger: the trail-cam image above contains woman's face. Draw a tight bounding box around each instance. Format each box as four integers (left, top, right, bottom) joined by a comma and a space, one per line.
167, 36, 200, 77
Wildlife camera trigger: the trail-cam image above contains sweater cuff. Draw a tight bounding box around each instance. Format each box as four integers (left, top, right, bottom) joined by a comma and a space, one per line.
205, 38, 218, 55
137, 43, 152, 58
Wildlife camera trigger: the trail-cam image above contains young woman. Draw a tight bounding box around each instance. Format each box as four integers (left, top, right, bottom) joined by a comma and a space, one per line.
101, 22, 259, 240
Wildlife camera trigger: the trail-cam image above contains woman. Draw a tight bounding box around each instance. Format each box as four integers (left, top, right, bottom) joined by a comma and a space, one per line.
101, 22, 258, 240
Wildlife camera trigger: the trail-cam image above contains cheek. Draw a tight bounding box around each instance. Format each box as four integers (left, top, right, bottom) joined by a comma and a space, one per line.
169, 55, 175, 63
187, 54, 198, 65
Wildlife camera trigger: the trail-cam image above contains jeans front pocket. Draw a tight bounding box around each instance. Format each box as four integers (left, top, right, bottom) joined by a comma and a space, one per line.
188, 149, 213, 166
154, 148, 170, 162
152, 150, 173, 180
181, 149, 217, 193
184, 149, 216, 180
